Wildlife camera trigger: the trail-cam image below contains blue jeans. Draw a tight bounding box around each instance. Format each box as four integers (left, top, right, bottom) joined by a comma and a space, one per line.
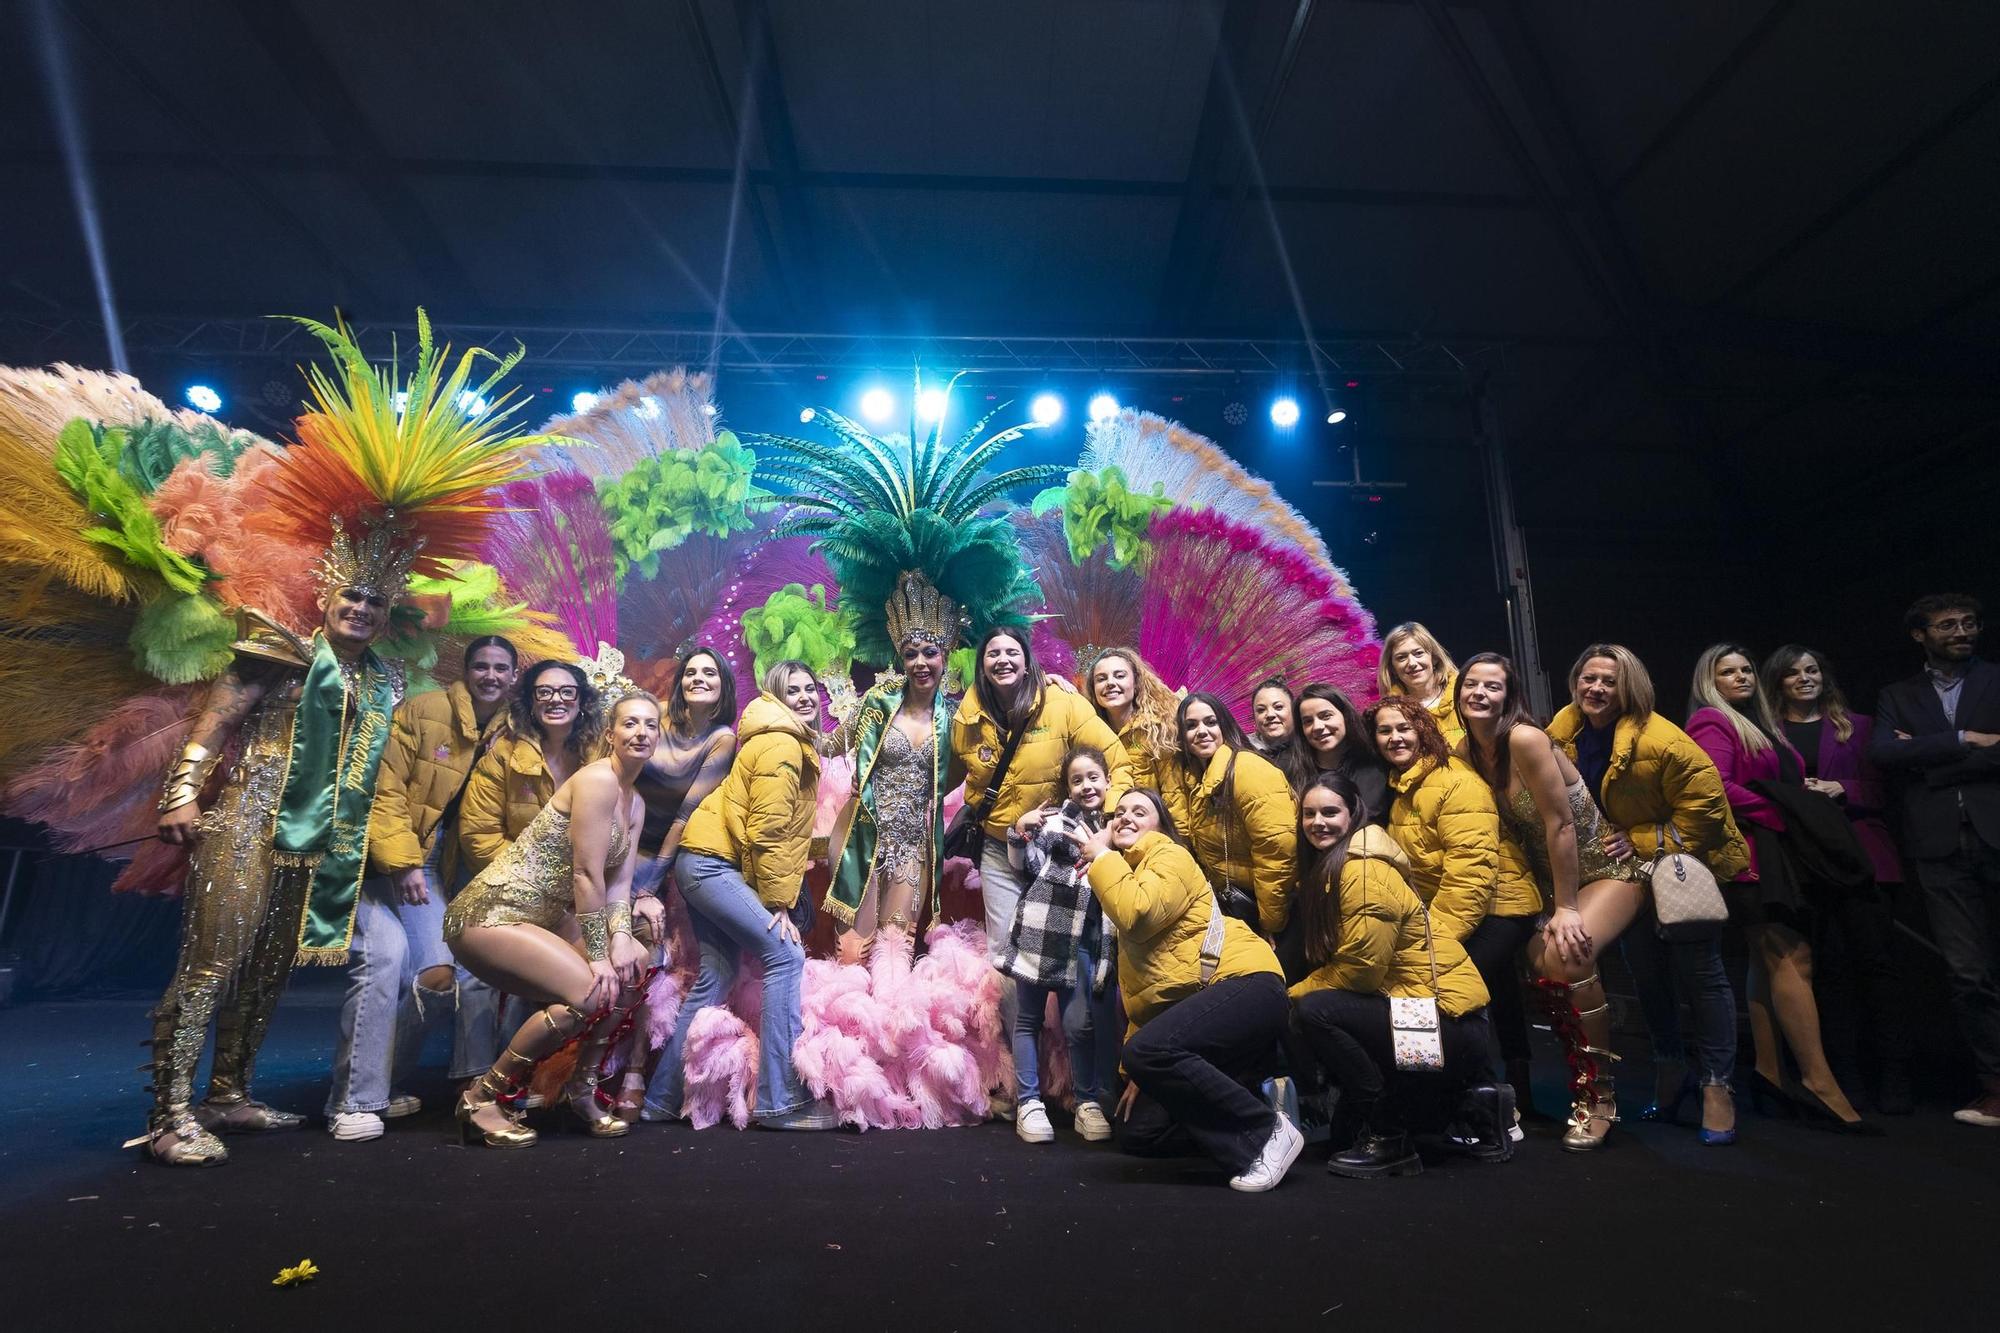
326, 844, 499, 1114
1011, 942, 1120, 1107
981, 841, 1028, 1043
1619, 902, 1738, 1086
645, 853, 809, 1120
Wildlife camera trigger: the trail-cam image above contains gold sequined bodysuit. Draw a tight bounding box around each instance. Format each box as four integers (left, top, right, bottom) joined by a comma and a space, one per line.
444, 800, 632, 937
1504, 778, 1646, 890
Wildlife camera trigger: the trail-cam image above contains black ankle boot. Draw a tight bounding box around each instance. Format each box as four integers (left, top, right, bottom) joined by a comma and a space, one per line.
1456, 1083, 1518, 1163
1327, 1101, 1421, 1179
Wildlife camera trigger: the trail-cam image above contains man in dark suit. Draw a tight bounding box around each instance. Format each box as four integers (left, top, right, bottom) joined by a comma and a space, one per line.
1871, 593, 2000, 1127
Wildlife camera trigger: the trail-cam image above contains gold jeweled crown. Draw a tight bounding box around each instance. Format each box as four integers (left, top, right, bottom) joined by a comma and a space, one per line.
578, 640, 638, 704
883, 570, 964, 650
316, 513, 425, 601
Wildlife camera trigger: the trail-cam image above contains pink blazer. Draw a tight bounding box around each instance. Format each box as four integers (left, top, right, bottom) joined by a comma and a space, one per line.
1686, 706, 1800, 883
1804, 713, 1902, 885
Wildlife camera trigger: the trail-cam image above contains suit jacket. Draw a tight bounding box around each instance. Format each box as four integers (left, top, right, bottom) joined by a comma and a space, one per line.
1868, 658, 2000, 858
1802, 713, 1902, 884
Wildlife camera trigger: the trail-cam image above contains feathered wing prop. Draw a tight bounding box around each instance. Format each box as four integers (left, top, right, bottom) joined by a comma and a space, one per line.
753, 378, 1067, 666
1012, 512, 1142, 665
693, 537, 839, 685
529, 367, 718, 479
149, 445, 324, 636
617, 526, 760, 665
481, 472, 618, 652
1081, 409, 1350, 591
1135, 507, 1380, 728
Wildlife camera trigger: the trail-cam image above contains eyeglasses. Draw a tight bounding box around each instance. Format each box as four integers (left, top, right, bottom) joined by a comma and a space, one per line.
1928, 616, 1979, 633
533, 686, 580, 702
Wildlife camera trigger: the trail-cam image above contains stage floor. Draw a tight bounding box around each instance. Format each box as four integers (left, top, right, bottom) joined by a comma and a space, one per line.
2, 981, 1992, 1330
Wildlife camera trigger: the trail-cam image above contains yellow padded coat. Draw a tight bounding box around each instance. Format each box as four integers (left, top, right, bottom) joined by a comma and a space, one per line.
1086, 831, 1281, 1028
1287, 826, 1490, 1017
953, 685, 1132, 837
1385, 755, 1501, 942
458, 731, 558, 875
679, 695, 822, 909
1545, 705, 1750, 881
367, 682, 506, 878
1159, 744, 1299, 935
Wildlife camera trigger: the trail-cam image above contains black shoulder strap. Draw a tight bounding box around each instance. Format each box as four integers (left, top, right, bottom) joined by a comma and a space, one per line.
968, 702, 1036, 826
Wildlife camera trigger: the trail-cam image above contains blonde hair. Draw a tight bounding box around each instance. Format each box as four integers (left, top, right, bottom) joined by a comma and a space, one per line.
1377, 621, 1458, 699
597, 689, 663, 759
761, 658, 814, 699
1689, 643, 1774, 756
1083, 646, 1180, 763
1565, 643, 1656, 723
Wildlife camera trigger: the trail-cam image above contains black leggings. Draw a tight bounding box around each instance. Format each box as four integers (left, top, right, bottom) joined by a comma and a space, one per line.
1291, 989, 1491, 1130
1465, 913, 1538, 1068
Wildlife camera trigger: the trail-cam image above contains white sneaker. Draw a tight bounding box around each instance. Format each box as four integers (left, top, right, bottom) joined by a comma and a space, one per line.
384, 1093, 422, 1120
1228, 1112, 1303, 1192
1015, 1100, 1055, 1144
1952, 1098, 2000, 1127
328, 1111, 384, 1142
1073, 1101, 1113, 1142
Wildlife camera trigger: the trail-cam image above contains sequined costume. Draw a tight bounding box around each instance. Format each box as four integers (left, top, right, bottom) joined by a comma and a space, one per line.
1503, 778, 1646, 890
444, 800, 632, 938
823, 680, 953, 941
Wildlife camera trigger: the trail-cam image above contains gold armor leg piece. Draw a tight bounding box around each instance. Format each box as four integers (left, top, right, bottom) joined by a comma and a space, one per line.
132, 964, 232, 1166
201, 862, 312, 1132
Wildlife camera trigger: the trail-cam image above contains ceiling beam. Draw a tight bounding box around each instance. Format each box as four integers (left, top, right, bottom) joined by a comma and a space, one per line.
225, 0, 480, 311
735, 0, 824, 314
1610, 0, 1797, 194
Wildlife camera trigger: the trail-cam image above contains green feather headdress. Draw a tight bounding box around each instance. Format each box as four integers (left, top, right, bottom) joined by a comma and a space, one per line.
750, 373, 1066, 667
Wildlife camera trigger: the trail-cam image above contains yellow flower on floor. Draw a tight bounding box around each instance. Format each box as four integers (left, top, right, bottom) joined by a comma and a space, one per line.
272, 1259, 320, 1287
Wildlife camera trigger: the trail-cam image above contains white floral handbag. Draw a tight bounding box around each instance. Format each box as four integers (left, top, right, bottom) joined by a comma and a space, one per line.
1389, 907, 1446, 1071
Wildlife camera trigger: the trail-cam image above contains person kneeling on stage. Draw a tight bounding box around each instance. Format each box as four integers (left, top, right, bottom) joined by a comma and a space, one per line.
1079, 789, 1301, 1192
443, 691, 660, 1147
1289, 773, 1508, 1178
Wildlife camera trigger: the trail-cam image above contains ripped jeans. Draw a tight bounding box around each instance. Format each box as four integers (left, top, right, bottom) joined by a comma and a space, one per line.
325, 842, 500, 1114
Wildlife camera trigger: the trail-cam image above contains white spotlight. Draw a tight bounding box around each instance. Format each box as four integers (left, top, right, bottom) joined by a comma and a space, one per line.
1269, 396, 1301, 429
184, 384, 222, 413
571, 391, 599, 414
1325, 409, 1347, 425
859, 386, 895, 424
636, 395, 662, 419
916, 387, 948, 423
1030, 392, 1064, 426
1087, 393, 1120, 423
392, 390, 410, 416
799, 407, 817, 424
458, 390, 489, 416
701, 403, 719, 417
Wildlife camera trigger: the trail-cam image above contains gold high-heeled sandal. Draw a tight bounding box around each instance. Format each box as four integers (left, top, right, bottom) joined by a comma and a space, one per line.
456, 1046, 538, 1149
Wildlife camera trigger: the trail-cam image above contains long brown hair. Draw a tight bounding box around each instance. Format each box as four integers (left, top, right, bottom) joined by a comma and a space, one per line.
1456, 652, 1537, 800
1289, 682, 1367, 784
666, 646, 737, 739
1295, 772, 1365, 968
973, 627, 1038, 729
1082, 646, 1180, 761
1174, 691, 1253, 775
1760, 644, 1854, 744
1364, 697, 1453, 777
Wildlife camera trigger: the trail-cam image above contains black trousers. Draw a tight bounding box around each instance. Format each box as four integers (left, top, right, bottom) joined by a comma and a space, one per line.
1465, 913, 1538, 1068
1914, 830, 2000, 1085
1812, 880, 1914, 1069
1291, 989, 1491, 1131
1116, 973, 1287, 1175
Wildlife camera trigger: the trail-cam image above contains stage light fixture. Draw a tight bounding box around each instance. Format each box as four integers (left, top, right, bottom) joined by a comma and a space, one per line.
1269, 396, 1301, 429
1325, 409, 1347, 424
799, 407, 817, 424
916, 387, 948, 423
1030, 392, 1064, 426
184, 384, 221, 413
1088, 393, 1120, 423
458, 390, 489, 415
859, 386, 895, 424
393, 390, 410, 416
1223, 400, 1248, 426
571, 391, 599, 414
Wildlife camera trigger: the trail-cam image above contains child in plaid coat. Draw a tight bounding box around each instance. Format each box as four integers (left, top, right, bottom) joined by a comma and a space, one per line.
1003, 746, 1123, 1144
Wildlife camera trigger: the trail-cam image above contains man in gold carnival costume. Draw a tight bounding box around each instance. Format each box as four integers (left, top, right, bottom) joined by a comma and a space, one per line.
133, 314, 549, 1166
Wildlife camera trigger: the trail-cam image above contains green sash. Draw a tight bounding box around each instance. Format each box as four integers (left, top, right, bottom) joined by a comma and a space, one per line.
275, 637, 396, 965
826, 684, 952, 926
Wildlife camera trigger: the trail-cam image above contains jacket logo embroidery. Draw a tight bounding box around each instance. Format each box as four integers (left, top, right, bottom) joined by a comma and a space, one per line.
434, 745, 451, 761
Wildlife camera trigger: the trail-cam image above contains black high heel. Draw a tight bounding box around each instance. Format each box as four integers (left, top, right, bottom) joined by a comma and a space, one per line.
1787, 1084, 1884, 1136
1638, 1072, 1696, 1125
1745, 1070, 1798, 1119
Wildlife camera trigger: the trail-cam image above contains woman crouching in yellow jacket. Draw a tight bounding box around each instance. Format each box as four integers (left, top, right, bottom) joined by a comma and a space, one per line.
1080, 789, 1301, 1193
647, 660, 839, 1131
1160, 692, 1299, 936
1288, 773, 1506, 1179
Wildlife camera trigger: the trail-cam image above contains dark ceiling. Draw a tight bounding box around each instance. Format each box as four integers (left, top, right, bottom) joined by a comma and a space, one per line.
5, 0, 1998, 704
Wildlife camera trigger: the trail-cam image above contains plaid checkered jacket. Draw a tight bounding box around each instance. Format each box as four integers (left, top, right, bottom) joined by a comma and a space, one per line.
1002, 805, 1114, 991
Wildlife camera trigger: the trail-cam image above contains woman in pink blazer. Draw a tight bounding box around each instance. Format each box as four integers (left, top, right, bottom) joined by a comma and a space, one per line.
1689, 644, 1874, 1131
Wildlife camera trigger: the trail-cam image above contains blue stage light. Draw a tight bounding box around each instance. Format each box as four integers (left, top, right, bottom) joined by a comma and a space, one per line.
860, 386, 895, 425
1088, 393, 1120, 423
916, 388, 948, 423
1269, 396, 1301, 429
571, 391, 599, 414
1030, 392, 1064, 426
185, 384, 222, 413
636, 395, 662, 419
799, 407, 817, 424
458, 390, 489, 415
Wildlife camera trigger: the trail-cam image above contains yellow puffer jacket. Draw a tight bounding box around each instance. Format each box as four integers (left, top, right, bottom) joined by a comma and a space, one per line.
1390, 671, 1464, 747
1111, 717, 1175, 799
1159, 744, 1299, 934
1288, 827, 1490, 1017
953, 686, 1131, 836
1086, 831, 1281, 1027
1546, 705, 1750, 880
458, 731, 558, 875
680, 695, 822, 909
1385, 755, 1500, 942
367, 683, 506, 878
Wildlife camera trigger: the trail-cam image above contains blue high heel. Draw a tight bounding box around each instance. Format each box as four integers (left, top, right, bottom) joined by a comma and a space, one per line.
1698, 1082, 1737, 1146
